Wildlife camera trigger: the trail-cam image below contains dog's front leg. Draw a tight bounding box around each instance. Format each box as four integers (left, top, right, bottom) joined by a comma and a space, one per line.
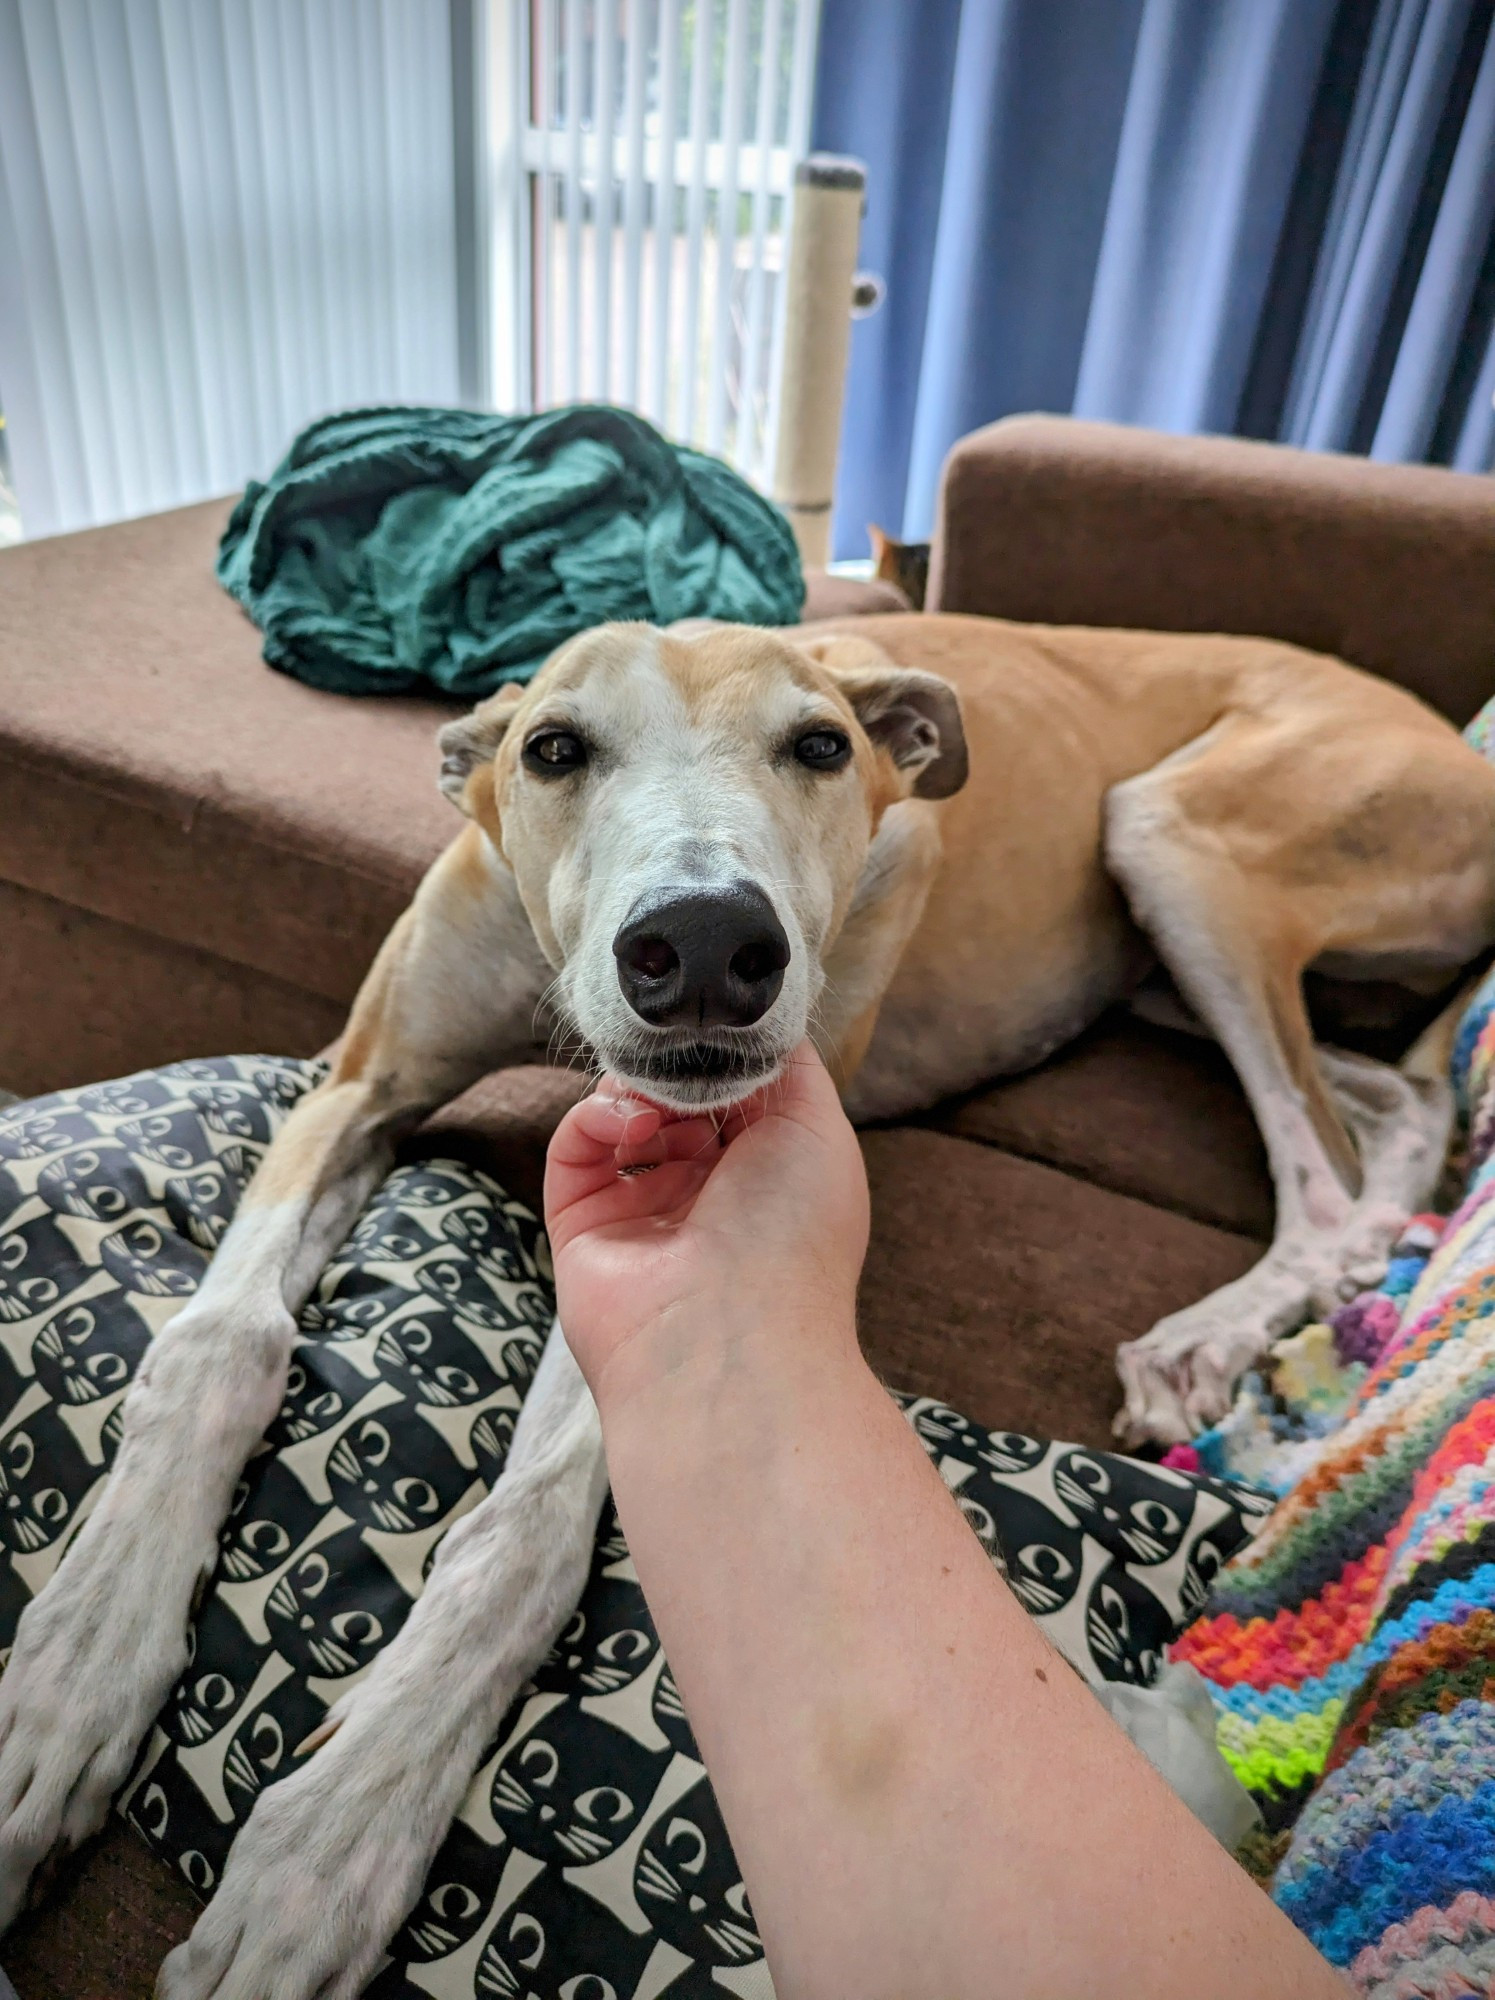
0, 831, 550, 1929
0, 1082, 401, 1930
157, 1322, 605, 2000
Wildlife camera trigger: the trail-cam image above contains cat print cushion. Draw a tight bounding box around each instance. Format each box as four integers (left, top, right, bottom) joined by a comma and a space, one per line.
0, 1058, 1270, 1997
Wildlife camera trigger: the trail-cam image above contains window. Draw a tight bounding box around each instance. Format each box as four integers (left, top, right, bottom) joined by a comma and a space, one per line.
495, 0, 821, 485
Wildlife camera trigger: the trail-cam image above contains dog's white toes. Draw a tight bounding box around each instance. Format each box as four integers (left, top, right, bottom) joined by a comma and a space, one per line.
156, 1930, 273, 2000
1115, 1290, 1291, 1447
0, 1523, 195, 1935
1336, 1267, 1379, 1303
0, 1720, 118, 1932
155, 1917, 288, 2000
1181, 1351, 1235, 1433
157, 1709, 448, 2000
0, 1815, 46, 1936
1113, 1344, 1194, 1448
1323, 1203, 1407, 1307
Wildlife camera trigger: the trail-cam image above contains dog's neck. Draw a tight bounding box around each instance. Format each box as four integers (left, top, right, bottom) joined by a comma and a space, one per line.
818, 801, 944, 1090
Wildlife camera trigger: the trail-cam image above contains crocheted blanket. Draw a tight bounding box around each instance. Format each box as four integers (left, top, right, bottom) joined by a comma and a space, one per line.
1170, 964, 1495, 1992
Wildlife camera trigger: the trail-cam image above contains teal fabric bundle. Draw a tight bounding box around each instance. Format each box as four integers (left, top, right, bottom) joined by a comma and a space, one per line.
217, 404, 805, 698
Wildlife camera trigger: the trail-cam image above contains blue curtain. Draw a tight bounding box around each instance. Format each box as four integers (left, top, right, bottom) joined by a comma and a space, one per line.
813, 0, 1495, 558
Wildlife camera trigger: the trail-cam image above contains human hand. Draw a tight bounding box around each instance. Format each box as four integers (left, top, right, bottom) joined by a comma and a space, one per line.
544, 1042, 869, 1411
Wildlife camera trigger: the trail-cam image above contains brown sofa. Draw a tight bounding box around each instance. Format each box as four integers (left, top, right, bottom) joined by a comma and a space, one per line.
2, 415, 1495, 1993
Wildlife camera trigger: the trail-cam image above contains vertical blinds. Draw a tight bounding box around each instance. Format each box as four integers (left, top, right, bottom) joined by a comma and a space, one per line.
517, 0, 820, 484
0, 0, 465, 538
0, 0, 824, 538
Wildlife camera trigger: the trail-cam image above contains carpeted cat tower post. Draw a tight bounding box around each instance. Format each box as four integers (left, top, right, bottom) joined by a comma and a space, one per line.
771, 154, 866, 571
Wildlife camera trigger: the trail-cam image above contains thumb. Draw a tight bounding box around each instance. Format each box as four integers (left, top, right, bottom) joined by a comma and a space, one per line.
545, 1092, 661, 1219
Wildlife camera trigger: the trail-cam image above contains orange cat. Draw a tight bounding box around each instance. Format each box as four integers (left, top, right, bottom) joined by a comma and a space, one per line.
868, 524, 930, 609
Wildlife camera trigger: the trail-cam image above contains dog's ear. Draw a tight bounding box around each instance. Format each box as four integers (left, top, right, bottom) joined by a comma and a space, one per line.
844, 665, 968, 798
798, 636, 968, 800
437, 683, 525, 812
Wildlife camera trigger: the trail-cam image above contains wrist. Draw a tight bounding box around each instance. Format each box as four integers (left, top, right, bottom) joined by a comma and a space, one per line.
585, 1290, 864, 1441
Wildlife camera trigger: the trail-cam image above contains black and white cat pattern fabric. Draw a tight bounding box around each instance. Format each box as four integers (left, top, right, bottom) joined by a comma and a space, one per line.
0, 1058, 1270, 1997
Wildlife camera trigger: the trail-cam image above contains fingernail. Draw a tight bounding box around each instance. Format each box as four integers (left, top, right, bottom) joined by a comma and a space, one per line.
616, 1099, 661, 1136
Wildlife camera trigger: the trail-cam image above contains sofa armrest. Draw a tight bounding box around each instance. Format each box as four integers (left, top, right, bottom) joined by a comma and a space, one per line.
801, 568, 909, 619
929, 415, 1495, 723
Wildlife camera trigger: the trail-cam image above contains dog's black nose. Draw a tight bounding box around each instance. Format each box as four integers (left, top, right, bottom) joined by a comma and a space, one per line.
614, 885, 790, 1029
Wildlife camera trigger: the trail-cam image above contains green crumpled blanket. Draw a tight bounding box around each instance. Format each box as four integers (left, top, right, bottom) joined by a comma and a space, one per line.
217, 404, 805, 698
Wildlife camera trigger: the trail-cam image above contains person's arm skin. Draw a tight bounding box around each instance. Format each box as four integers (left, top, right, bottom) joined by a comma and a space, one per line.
545, 1047, 1345, 2000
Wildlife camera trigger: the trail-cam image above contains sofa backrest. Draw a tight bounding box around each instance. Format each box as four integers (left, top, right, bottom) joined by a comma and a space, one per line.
929, 414, 1495, 725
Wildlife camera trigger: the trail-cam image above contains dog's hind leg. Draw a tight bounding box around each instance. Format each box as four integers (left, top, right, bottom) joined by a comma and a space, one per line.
1105, 714, 1495, 1446
0, 829, 549, 1930
1314, 1046, 1455, 1295
157, 1321, 606, 2000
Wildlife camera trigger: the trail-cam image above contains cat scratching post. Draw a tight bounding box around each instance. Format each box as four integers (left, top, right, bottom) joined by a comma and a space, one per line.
771, 155, 866, 570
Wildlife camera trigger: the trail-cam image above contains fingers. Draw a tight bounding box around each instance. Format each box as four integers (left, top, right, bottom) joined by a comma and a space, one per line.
706, 1044, 849, 1163
694, 1041, 834, 1147
777, 1039, 846, 1119
546, 1090, 726, 1251
545, 1095, 657, 1244
550, 1094, 720, 1177
546, 1042, 850, 1247
547, 1154, 716, 1261
619, 1115, 723, 1170
576, 1090, 664, 1151
547, 1093, 661, 1193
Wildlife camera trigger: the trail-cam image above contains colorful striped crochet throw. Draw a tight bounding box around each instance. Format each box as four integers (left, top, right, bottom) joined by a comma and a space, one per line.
1167, 701, 1495, 1994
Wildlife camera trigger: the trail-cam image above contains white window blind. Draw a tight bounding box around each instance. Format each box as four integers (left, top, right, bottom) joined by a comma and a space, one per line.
0, 0, 825, 541
0, 0, 467, 540
504, 0, 821, 484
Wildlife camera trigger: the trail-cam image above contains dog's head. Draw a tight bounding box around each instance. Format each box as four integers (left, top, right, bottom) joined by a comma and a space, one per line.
438, 621, 967, 1109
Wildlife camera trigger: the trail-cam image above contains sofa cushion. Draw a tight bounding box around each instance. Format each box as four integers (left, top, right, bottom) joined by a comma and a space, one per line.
801, 567, 909, 617
0, 879, 347, 1099
3, 1819, 197, 2000
0, 501, 455, 1006
924, 1014, 1273, 1241
855, 1127, 1259, 1447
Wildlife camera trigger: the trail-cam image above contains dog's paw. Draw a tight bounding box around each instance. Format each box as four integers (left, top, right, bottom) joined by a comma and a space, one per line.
1320, 1201, 1408, 1308
1113, 1300, 1281, 1449
155, 1701, 459, 2000
0, 1511, 200, 1931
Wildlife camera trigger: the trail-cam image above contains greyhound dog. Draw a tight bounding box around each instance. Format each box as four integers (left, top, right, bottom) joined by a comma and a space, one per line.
2, 612, 1493, 1996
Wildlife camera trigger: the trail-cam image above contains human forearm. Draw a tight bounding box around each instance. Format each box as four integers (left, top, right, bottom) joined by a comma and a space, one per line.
546, 1063, 1341, 1997
599, 1321, 1345, 2000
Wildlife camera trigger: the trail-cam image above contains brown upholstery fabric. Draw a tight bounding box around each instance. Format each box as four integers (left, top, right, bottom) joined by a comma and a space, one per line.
801, 568, 910, 618
857, 1128, 1259, 1447
931, 415, 1495, 725
404, 1065, 592, 1217
3, 1820, 195, 2000
0, 500, 456, 1006
925, 1013, 1273, 1240
0, 878, 345, 1097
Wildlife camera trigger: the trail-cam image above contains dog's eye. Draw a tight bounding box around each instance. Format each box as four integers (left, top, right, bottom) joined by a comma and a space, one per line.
793, 728, 851, 771
524, 730, 587, 774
